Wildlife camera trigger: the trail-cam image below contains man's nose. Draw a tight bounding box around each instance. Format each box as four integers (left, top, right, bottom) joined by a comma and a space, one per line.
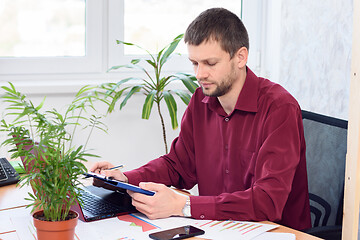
195, 65, 208, 80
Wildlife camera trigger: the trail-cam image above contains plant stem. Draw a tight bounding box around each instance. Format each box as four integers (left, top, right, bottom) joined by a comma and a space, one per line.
157, 101, 168, 154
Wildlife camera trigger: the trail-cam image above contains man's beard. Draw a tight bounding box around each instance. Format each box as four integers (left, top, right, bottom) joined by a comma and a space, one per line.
202, 63, 237, 97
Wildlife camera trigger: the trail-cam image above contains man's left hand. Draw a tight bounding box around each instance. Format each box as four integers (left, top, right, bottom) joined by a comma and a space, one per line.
127, 182, 188, 219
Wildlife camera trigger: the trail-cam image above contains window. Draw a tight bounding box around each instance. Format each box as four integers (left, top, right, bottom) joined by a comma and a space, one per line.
0, 0, 102, 75
0, 0, 268, 86
0, 0, 86, 57
123, 0, 242, 55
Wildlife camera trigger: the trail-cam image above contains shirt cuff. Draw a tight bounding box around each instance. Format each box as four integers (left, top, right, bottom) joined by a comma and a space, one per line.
190, 195, 216, 220
123, 170, 143, 185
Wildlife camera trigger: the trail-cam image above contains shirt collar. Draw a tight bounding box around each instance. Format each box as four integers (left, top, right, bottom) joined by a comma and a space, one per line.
201, 66, 259, 114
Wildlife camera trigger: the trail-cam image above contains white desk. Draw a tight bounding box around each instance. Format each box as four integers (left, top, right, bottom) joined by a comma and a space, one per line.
0, 160, 320, 240
0, 178, 322, 239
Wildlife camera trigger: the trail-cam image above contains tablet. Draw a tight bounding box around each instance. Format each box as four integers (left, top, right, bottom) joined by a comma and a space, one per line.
84, 172, 155, 196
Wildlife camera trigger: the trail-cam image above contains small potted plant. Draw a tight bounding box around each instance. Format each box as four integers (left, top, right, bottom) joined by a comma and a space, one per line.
99, 34, 199, 154
0, 83, 107, 240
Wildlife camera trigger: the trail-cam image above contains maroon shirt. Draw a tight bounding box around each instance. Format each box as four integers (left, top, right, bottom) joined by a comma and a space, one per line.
125, 67, 311, 230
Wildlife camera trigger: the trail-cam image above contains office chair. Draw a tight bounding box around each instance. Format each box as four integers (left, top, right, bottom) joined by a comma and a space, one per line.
301, 110, 348, 240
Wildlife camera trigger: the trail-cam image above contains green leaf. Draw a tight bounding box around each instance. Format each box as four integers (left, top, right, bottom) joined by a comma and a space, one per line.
112, 77, 136, 90
120, 85, 143, 110
163, 91, 178, 129
172, 90, 191, 105
141, 90, 156, 119
116, 40, 155, 63
107, 64, 137, 72
176, 73, 199, 93
75, 85, 95, 97
107, 87, 129, 113
131, 59, 141, 65
116, 40, 134, 46
146, 59, 157, 69
159, 34, 183, 67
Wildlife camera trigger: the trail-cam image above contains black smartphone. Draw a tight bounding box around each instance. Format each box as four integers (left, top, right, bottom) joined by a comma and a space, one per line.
149, 225, 205, 240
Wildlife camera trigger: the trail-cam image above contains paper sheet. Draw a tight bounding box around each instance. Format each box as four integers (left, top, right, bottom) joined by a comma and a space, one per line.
7, 207, 285, 240
123, 213, 279, 240
0, 214, 15, 234
253, 232, 296, 240
0, 231, 19, 240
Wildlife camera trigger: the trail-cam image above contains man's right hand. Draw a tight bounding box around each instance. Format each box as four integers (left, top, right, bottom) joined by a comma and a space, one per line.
89, 161, 129, 187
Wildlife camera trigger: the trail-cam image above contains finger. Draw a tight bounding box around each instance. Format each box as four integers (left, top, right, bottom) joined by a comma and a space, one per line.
100, 169, 113, 177
100, 169, 123, 181
131, 191, 149, 203
131, 198, 152, 216
89, 162, 105, 172
127, 190, 134, 197
139, 182, 164, 192
89, 161, 114, 172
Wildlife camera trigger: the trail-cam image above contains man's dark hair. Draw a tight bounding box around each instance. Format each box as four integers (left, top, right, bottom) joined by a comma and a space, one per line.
184, 8, 249, 58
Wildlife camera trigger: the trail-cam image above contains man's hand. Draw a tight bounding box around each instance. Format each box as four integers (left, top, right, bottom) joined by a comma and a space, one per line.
127, 182, 188, 220
89, 161, 128, 187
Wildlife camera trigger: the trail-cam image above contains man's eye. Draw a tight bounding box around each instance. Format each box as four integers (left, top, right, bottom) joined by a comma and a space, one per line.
207, 62, 216, 66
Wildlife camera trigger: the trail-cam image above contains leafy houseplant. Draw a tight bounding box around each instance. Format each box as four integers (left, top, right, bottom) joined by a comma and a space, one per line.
0, 83, 106, 239
102, 34, 199, 154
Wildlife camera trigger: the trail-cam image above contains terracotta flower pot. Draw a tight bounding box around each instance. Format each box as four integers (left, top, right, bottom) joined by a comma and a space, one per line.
33, 210, 79, 240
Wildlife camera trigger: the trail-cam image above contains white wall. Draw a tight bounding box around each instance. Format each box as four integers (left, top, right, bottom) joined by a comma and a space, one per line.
243, 0, 353, 120
278, 0, 353, 120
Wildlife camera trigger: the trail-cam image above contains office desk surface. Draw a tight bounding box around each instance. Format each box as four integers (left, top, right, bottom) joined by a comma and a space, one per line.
0, 180, 322, 240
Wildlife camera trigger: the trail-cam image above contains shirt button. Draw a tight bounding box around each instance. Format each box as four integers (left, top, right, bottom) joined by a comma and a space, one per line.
225, 145, 228, 150
224, 117, 229, 122
200, 215, 205, 219
225, 169, 229, 174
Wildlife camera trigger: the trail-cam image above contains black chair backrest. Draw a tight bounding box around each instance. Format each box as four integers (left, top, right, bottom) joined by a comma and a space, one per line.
302, 110, 348, 227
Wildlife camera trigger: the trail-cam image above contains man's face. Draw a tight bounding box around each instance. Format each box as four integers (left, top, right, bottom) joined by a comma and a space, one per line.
187, 40, 239, 97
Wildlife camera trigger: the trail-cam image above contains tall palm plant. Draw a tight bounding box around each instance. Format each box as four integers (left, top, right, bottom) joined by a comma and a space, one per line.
100, 34, 198, 154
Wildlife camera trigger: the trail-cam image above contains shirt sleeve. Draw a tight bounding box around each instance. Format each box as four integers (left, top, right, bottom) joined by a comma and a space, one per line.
124, 94, 198, 190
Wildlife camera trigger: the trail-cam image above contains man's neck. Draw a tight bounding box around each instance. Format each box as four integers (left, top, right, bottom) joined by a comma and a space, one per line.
218, 70, 247, 115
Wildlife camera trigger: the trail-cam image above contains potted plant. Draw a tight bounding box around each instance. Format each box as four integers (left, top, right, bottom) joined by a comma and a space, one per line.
0, 83, 107, 240
99, 34, 198, 154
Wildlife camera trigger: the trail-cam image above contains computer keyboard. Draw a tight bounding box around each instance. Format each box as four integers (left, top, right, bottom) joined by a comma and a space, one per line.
79, 189, 124, 215
0, 157, 20, 187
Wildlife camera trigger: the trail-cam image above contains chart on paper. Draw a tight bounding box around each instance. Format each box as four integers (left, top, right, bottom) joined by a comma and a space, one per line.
117, 213, 160, 232
193, 220, 278, 240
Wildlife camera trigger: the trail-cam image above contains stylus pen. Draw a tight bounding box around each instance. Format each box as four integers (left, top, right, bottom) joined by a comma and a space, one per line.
108, 164, 124, 170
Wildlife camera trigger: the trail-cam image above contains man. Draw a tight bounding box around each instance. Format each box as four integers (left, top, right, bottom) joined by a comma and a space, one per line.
90, 8, 311, 230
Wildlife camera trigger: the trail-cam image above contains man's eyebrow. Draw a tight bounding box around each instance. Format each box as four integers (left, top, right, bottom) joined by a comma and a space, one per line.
188, 57, 218, 62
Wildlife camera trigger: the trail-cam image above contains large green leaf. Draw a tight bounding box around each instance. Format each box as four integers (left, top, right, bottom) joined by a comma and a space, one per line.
172, 89, 192, 105
116, 40, 156, 63
175, 73, 199, 93
159, 34, 183, 67
163, 91, 178, 129
35, 97, 46, 111
146, 59, 157, 69
141, 90, 156, 120
120, 85, 143, 110
107, 64, 146, 73
107, 87, 129, 113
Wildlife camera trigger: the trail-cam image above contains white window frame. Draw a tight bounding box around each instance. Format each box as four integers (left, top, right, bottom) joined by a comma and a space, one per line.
242, 0, 282, 82
0, 0, 103, 75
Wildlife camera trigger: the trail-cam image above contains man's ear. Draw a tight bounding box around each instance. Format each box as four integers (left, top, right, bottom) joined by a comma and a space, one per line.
235, 47, 248, 69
